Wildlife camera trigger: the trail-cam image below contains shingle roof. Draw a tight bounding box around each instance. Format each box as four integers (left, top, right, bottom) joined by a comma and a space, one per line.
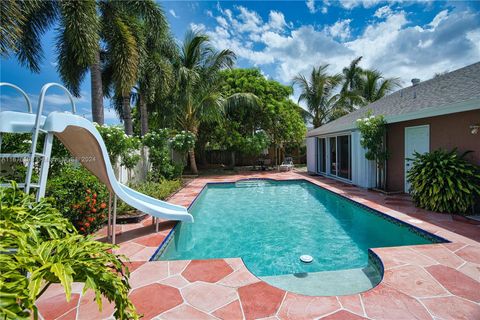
307, 61, 480, 137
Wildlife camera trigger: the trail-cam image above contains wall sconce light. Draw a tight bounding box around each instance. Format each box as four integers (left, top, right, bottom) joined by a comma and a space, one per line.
470, 124, 479, 135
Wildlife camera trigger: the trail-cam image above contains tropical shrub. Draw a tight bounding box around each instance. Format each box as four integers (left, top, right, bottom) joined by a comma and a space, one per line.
117, 180, 182, 213
356, 112, 388, 165
170, 131, 196, 155
95, 124, 141, 168
143, 129, 178, 180
0, 184, 138, 320
407, 149, 480, 214
46, 165, 108, 234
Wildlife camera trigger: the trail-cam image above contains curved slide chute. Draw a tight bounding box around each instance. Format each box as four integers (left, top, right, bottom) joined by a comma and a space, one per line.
1, 82, 193, 230
42, 112, 193, 223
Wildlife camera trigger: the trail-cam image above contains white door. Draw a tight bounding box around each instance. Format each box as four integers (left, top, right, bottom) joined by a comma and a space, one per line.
404, 125, 430, 193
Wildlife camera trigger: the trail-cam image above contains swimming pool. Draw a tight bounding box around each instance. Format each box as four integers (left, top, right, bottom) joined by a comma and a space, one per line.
155, 179, 445, 295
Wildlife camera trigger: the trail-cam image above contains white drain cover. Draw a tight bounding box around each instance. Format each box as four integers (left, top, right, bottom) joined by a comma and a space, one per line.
300, 255, 313, 263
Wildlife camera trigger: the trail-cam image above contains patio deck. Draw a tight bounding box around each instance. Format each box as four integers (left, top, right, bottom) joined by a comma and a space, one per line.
36, 171, 480, 320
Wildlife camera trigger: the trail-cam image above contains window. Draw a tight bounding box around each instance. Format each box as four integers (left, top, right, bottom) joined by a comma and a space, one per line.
317, 134, 352, 181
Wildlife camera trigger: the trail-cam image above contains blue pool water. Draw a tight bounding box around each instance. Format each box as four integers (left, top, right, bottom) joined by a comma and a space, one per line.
158, 180, 441, 294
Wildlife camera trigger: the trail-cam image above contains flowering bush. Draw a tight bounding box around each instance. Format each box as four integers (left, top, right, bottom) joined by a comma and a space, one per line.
356, 112, 388, 166
170, 131, 196, 153
72, 188, 108, 234
94, 124, 140, 169
143, 129, 183, 180
46, 165, 108, 234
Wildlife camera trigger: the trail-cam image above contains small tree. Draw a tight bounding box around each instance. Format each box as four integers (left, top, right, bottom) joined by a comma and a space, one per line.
356, 112, 388, 189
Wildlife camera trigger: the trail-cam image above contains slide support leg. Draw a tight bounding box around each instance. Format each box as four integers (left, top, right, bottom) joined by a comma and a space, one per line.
107, 192, 112, 240
112, 194, 117, 245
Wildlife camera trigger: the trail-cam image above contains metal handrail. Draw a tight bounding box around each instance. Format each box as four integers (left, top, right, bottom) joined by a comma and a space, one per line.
25, 83, 77, 194
0, 82, 33, 113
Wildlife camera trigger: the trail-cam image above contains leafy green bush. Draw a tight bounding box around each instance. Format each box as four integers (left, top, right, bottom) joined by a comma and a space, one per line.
46, 165, 108, 234
356, 112, 388, 165
407, 149, 480, 214
95, 124, 141, 169
0, 184, 138, 320
143, 129, 178, 179
117, 180, 182, 213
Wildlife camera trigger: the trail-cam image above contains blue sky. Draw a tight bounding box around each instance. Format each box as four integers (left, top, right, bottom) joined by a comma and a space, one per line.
1, 0, 479, 123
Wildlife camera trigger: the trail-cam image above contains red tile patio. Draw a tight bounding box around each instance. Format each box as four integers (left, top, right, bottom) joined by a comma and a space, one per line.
36, 171, 480, 319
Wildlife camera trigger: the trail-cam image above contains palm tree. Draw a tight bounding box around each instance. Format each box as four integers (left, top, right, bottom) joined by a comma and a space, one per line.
361, 69, 400, 103
2, 1, 99, 95
174, 30, 258, 174
101, 0, 170, 135
293, 65, 343, 128
341, 56, 364, 94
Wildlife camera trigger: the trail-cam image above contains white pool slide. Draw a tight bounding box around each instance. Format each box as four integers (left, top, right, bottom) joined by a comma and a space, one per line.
0, 82, 193, 230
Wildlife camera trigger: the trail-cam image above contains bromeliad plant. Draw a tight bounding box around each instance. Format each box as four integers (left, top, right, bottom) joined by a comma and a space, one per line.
407, 149, 480, 215
0, 184, 138, 320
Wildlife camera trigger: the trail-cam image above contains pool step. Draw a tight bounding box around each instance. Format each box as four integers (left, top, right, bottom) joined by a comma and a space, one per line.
260, 265, 382, 296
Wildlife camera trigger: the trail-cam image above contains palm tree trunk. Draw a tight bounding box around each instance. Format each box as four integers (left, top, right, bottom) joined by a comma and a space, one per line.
91, 50, 104, 124
188, 149, 198, 174
122, 95, 133, 135
139, 94, 148, 136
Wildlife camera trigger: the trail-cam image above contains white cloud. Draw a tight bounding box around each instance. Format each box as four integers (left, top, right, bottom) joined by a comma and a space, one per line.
268, 11, 287, 31
428, 9, 448, 28
339, 0, 383, 9
321, 6, 328, 14
200, 5, 480, 93
169, 9, 178, 19
306, 0, 317, 13
325, 19, 352, 40
374, 5, 392, 18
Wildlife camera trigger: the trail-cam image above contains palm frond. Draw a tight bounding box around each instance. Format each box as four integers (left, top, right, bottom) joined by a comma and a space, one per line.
14, 1, 58, 72
56, 0, 99, 96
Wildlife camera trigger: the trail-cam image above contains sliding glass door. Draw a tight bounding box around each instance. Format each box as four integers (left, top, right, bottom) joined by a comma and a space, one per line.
317, 134, 351, 180
337, 135, 351, 180
317, 138, 326, 173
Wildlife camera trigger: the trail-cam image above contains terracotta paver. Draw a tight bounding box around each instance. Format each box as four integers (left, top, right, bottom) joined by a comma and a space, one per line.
361, 285, 431, 320
182, 259, 233, 283
426, 264, 480, 302
36, 293, 80, 320
383, 265, 447, 298
182, 282, 237, 312
277, 293, 340, 320
36, 171, 480, 320
129, 283, 182, 319
238, 281, 286, 320
319, 310, 367, 320
421, 296, 480, 320
212, 300, 244, 319
129, 261, 169, 289
158, 304, 215, 320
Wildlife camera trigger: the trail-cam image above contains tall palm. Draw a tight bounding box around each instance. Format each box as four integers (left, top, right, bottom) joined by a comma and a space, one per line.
338, 56, 365, 111
361, 70, 400, 103
293, 65, 343, 128
101, 0, 169, 135
175, 30, 258, 174
2, 1, 99, 96
341, 56, 364, 94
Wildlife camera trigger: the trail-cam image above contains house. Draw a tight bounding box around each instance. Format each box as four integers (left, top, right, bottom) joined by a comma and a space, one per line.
306, 62, 480, 193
